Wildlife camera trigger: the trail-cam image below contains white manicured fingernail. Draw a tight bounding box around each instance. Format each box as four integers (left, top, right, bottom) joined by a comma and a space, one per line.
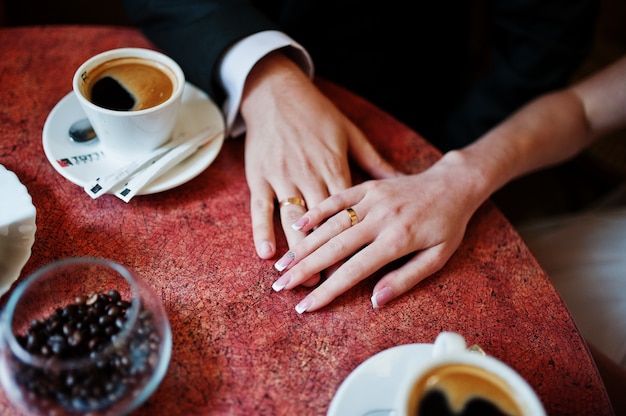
272, 273, 291, 292
291, 216, 309, 231
274, 251, 295, 271
295, 295, 313, 314
371, 286, 394, 309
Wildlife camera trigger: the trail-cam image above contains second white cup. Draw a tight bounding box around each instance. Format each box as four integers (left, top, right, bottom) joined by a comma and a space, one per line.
394, 332, 546, 416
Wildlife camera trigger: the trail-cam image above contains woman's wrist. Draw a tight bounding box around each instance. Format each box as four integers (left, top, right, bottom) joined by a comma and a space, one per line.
432, 150, 498, 212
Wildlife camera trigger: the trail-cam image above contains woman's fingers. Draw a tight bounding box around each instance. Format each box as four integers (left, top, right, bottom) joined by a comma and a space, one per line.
370, 243, 452, 308
273, 220, 366, 284
293, 239, 455, 313
270, 172, 473, 313
289, 234, 414, 313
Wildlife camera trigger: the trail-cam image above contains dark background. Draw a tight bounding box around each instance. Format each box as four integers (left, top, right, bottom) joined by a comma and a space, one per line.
1, 0, 625, 226
1, 1, 130, 26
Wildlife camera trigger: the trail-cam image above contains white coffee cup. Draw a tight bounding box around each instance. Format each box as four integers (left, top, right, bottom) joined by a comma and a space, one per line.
394, 332, 546, 415
72, 48, 185, 159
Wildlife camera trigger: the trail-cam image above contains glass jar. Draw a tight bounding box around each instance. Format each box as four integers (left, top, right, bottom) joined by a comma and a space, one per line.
0, 257, 172, 415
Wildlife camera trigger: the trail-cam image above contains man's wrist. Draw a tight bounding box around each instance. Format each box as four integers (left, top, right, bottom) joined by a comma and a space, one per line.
218, 30, 313, 137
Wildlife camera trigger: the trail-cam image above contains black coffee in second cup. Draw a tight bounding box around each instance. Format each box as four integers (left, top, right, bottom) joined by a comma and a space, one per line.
408, 364, 523, 416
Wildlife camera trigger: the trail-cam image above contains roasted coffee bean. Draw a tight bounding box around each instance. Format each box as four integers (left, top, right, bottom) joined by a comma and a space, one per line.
12, 290, 161, 413
104, 325, 117, 337
88, 337, 101, 351
108, 290, 121, 303
67, 330, 83, 347
98, 314, 114, 326
85, 292, 98, 305
39, 344, 51, 356
62, 304, 78, 319
25, 333, 39, 351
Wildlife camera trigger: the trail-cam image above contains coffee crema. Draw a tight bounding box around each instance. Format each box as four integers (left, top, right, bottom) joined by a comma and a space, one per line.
82, 57, 175, 111
408, 364, 523, 416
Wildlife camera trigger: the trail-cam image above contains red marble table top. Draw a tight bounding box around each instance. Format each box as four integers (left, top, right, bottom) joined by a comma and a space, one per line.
0, 26, 613, 415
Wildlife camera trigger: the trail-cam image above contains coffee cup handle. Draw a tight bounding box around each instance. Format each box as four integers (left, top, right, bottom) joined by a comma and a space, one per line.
432, 332, 466, 358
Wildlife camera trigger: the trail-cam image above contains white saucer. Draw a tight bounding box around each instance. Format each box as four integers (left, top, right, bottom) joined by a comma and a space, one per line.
327, 343, 433, 416
42, 83, 225, 196
0, 165, 36, 297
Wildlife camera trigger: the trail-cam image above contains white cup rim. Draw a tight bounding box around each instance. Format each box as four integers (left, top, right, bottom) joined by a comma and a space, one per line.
72, 47, 185, 116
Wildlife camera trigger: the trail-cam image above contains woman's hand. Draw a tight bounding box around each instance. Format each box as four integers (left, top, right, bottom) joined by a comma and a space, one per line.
271, 151, 488, 312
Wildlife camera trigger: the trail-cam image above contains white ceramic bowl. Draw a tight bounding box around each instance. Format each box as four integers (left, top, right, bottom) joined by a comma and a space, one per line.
0, 165, 36, 297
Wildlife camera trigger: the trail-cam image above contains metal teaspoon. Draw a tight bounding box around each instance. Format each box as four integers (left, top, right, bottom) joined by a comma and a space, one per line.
68, 118, 97, 143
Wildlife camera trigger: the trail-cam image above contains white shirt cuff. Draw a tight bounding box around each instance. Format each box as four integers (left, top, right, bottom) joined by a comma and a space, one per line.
218, 30, 314, 138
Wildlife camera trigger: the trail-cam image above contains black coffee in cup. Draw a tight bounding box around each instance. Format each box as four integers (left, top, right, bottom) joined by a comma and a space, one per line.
408, 364, 523, 416
82, 57, 175, 111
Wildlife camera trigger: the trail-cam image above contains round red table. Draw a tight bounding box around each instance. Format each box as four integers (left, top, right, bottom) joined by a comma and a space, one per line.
0, 26, 613, 415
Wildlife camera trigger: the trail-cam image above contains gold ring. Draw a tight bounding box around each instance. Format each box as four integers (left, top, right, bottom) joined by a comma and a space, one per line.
279, 197, 306, 209
346, 207, 359, 226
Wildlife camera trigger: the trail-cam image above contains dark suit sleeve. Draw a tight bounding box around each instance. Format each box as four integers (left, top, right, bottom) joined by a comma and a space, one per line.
443, 0, 598, 150
121, 0, 280, 103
